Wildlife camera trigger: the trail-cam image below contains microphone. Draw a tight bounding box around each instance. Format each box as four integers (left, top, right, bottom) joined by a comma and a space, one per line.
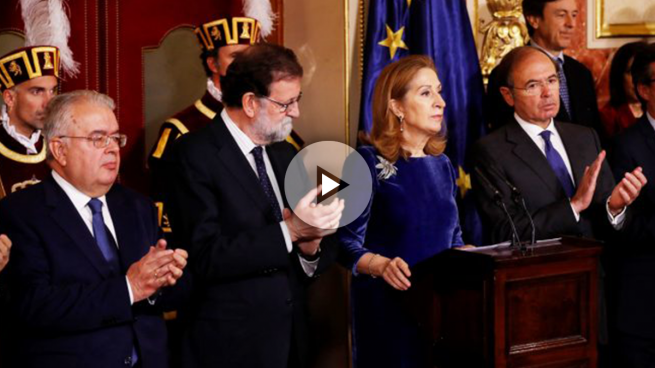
474, 166, 521, 249
485, 165, 536, 248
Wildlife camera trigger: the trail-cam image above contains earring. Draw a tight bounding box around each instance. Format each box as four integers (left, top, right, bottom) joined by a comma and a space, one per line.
398, 115, 404, 132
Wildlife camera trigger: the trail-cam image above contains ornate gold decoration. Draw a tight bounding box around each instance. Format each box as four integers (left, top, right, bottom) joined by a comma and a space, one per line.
9, 61, 22, 76
43, 52, 54, 70
155, 202, 172, 233
596, 0, 655, 37
378, 25, 408, 59
456, 166, 471, 198
407, 0, 412, 6
211, 26, 222, 41
241, 23, 251, 39
11, 176, 41, 193
0, 140, 46, 164
479, 0, 528, 85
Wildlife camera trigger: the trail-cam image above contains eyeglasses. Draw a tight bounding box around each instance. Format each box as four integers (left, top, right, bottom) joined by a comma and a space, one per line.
259, 92, 302, 113
510, 76, 559, 96
59, 134, 127, 148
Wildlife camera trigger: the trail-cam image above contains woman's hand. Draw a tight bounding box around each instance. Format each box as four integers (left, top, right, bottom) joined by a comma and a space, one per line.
379, 257, 412, 291
357, 253, 411, 291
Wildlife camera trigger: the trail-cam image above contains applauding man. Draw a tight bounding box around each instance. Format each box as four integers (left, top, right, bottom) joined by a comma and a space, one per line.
165, 43, 342, 368
0, 90, 187, 368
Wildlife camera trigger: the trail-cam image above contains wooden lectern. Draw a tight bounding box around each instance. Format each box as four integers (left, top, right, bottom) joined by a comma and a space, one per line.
407, 237, 602, 368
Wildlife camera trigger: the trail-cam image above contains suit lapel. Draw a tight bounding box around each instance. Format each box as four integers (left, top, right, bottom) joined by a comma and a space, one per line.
506, 121, 566, 198
638, 117, 655, 158
210, 116, 276, 217
106, 186, 143, 271
44, 176, 113, 278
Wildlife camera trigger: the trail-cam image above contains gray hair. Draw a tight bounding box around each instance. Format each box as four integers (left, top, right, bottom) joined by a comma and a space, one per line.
43, 90, 115, 161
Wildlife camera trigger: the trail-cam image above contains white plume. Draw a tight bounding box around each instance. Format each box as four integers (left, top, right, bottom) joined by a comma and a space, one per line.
243, 0, 276, 38
20, 0, 79, 78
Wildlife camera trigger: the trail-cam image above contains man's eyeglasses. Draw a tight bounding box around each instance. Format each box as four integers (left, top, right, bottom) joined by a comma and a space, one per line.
59, 134, 128, 148
259, 92, 302, 113
510, 76, 559, 96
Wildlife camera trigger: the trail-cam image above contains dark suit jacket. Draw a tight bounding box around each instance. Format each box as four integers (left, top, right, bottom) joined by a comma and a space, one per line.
470, 119, 616, 244
164, 114, 337, 368
609, 116, 655, 338
0, 175, 175, 368
484, 52, 604, 143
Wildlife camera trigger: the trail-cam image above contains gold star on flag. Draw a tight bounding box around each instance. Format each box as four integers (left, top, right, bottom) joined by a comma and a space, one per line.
456, 166, 472, 198
378, 24, 408, 59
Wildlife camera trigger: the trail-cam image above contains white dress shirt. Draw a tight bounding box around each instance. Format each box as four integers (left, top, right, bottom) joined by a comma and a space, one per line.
51, 170, 135, 304
514, 114, 625, 227
221, 109, 318, 275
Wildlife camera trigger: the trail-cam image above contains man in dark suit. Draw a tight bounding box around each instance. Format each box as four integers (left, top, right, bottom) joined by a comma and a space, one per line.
0, 90, 188, 368
472, 46, 645, 244
609, 43, 655, 368
164, 43, 343, 368
484, 0, 603, 142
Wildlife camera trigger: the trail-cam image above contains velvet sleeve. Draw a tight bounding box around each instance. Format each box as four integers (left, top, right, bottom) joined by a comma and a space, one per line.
337, 147, 378, 275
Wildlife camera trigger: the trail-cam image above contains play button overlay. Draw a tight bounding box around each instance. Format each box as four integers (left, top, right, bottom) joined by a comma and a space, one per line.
317, 166, 349, 204
284, 141, 373, 229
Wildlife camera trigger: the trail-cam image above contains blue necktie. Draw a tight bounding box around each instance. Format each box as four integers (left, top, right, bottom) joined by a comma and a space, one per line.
540, 131, 575, 198
88, 199, 120, 270
251, 146, 283, 222
87, 198, 138, 367
557, 58, 572, 117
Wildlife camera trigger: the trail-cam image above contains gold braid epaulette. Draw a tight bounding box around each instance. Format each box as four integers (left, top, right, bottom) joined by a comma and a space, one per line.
151, 118, 189, 159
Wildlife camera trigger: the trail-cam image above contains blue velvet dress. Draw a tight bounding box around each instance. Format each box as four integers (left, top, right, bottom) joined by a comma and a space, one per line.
338, 145, 464, 368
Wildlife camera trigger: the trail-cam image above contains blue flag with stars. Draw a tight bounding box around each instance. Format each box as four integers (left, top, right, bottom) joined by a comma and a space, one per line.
360, 0, 487, 244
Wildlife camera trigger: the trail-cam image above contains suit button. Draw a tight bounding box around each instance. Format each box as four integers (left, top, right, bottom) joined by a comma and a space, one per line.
286, 298, 293, 305
124, 356, 132, 365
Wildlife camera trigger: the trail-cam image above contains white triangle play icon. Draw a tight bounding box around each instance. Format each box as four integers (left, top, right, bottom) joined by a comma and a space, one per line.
316, 166, 349, 204
322, 174, 340, 195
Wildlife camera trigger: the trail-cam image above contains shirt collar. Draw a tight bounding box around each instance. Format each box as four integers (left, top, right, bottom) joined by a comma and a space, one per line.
530, 42, 565, 64
51, 170, 108, 212
1, 105, 42, 153
647, 111, 655, 133
514, 112, 557, 139
207, 78, 222, 103
221, 109, 258, 156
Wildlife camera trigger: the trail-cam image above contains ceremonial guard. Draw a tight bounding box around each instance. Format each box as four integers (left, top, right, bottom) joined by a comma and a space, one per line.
0, 46, 60, 199
149, 1, 303, 237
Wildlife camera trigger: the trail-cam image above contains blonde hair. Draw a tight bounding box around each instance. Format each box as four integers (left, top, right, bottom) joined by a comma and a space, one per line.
363, 55, 446, 163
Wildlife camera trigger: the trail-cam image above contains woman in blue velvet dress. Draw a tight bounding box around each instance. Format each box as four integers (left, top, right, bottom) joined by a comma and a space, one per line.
338, 55, 464, 368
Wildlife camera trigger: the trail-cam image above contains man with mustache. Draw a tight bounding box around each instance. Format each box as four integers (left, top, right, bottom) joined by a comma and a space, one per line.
484, 0, 604, 143
164, 43, 343, 368
0, 90, 188, 368
0, 46, 59, 199
472, 46, 645, 245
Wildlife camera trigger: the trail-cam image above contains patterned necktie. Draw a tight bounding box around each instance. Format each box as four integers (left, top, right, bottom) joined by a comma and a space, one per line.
87, 198, 120, 270
557, 58, 572, 118
540, 131, 575, 198
251, 146, 283, 222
